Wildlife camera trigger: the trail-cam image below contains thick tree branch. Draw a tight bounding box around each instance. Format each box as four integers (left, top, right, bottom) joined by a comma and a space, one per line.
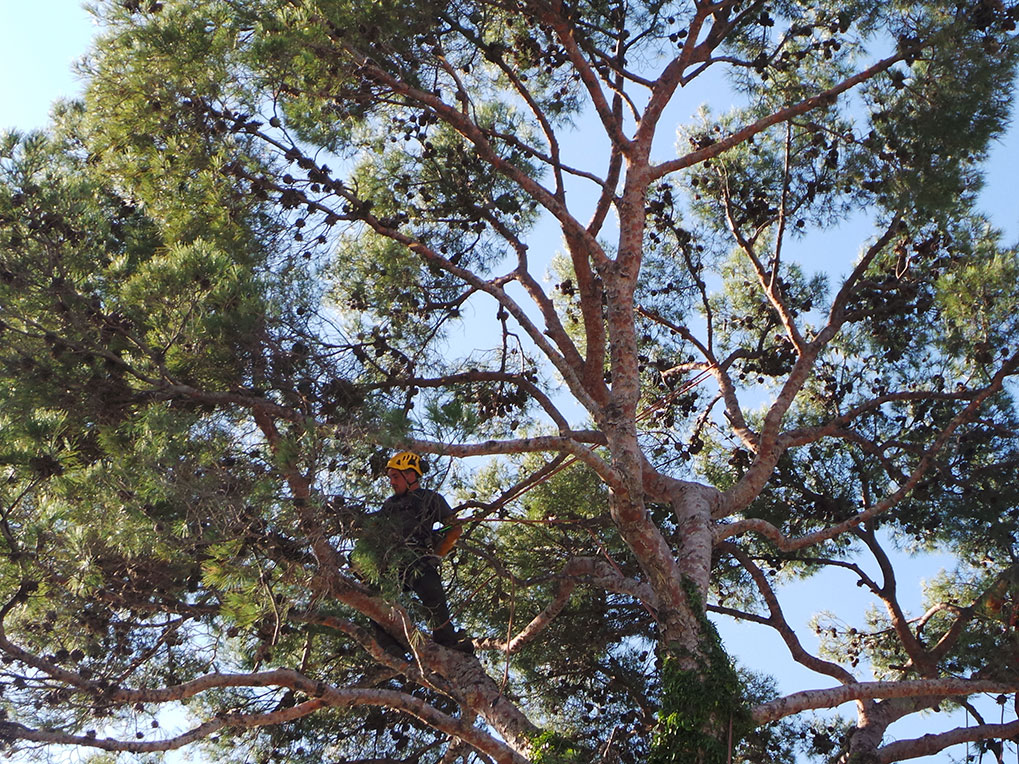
874, 719, 1019, 764
822, 216, 903, 336
406, 434, 620, 491
754, 679, 1019, 724
855, 527, 935, 673
925, 564, 1019, 667
1, 685, 530, 764
536, 0, 633, 154
367, 370, 571, 431
779, 386, 983, 449
724, 544, 857, 684
350, 44, 612, 272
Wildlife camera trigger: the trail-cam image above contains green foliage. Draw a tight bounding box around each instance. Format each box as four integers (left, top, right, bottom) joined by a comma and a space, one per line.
936, 244, 1019, 361
348, 512, 420, 597
859, 20, 1018, 215
649, 606, 751, 764
444, 459, 659, 762
531, 730, 584, 764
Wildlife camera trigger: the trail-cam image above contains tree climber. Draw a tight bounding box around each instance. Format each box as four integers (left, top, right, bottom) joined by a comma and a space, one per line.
353, 451, 469, 652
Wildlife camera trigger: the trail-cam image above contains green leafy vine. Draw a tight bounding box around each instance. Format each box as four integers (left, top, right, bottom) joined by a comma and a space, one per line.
649, 591, 751, 764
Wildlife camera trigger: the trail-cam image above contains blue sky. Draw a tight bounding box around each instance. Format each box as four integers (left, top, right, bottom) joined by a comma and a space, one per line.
0, 3, 97, 133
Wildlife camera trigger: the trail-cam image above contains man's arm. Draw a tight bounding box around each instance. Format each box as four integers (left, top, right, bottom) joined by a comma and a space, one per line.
430, 491, 462, 557
435, 522, 462, 557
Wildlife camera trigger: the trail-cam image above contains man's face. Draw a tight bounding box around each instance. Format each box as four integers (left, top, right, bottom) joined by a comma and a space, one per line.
387, 468, 416, 496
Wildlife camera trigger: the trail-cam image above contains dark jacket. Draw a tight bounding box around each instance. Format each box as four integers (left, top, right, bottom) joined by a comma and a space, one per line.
377, 488, 454, 556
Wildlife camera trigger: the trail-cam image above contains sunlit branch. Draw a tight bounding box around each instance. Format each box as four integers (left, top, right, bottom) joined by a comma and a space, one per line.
110, 619, 190, 687
288, 611, 453, 694
771, 122, 793, 290
449, 28, 569, 200
536, 0, 633, 153
924, 564, 1019, 667
440, 734, 485, 764
251, 407, 348, 579
643, 1, 766, 143
405, 433, 620, 490
754, 679, 1019, 725
875, 718, 1019, 764
457, 453, 572, 524
2, 683, 531, 764
570, 15, 657, 99
355, 207, 598, 411
820, 215, 902, 340
633, 305, 758, 449
779, 387, 983, 450
855, 527, 934, 673
675, 228, 717, 354
832, 428, 909, 483
510, 263, 600, 400
432, 50, 474, 118
587, 135, 622, 237
758, 552, 881, 594
482, 126, 609, 189
689, 393, 722, 447
720, 341, 824, 511
368, 369, 571, 431
264, 46, 608, 411
676, 1, 744, 74
718, 166, 806, 352
706, 603, 770, 626
0, 712, 260, 754
560, 229, 611, 401
1, 618, 319, 708
350, 46, 613, 272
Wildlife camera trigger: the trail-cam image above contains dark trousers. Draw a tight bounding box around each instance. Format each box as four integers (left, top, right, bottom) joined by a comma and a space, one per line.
404, 558, 458, 645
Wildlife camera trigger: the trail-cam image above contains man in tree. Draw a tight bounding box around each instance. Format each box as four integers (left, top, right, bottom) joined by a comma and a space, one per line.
359, 451, 468, 651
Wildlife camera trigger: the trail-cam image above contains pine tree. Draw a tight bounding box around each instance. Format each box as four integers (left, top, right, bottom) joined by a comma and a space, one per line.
1, 0, 1018, 761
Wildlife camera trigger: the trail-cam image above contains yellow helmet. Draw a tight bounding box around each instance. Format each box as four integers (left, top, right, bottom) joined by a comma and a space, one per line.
386, 451, 422, 476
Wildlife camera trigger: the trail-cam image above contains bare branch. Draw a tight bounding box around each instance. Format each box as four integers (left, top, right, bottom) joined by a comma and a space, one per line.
723, 544, 856, 684
405, 434, 620, 491
718, 162, 806, 352
367, 370, 571, 431
651, 48, 915, 180
476, 556, 658, 654
1, 685, 531, 764
779, 385, 980, 449
754, 679, 1019, 725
